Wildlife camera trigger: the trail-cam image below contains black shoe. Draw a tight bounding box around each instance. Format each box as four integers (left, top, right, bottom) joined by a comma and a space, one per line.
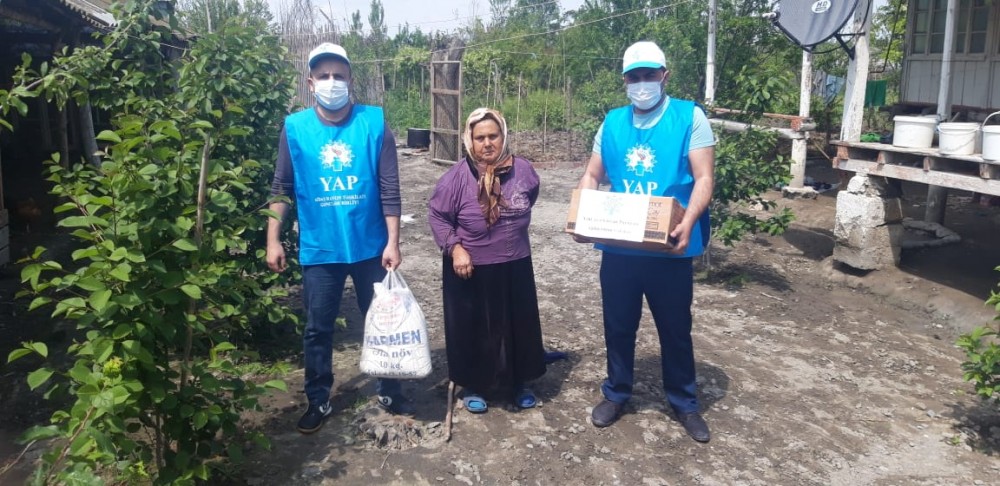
591, 399, 624, 428
677, 412, 710, 443
377, 394, 415, 416
296, 401, 332, 434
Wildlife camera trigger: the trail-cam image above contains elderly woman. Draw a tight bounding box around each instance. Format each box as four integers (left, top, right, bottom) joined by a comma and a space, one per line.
428, 108, 546, 413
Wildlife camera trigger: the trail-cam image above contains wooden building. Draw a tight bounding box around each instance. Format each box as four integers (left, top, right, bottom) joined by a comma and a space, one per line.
900, 0, 997, 114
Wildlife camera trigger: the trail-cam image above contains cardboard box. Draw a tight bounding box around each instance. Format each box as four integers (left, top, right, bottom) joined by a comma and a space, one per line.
565, 189, 685, 251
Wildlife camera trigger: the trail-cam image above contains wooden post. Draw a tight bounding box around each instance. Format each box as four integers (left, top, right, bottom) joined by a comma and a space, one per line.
790, 51, 812, 188
79, 101, 100, 167
516, 73, 522, 133
543, 62, 554, 156
925, 0, 958, 224
566, 77, 572, 162
57, 104, 69, 167
840, 0, 874, 144
705, 0, 717, 105
0, 141, 7, 266
39, 98, 52, 150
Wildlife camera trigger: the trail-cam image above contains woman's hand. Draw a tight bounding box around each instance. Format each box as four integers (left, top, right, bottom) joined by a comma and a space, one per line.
451, 244, 474, 279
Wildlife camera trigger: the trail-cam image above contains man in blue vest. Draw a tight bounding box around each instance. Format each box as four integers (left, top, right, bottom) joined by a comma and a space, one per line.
575, 41, 715, 442
267, 43, 412, 434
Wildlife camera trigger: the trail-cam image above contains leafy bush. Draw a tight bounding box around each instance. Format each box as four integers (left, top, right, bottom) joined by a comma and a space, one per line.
957, 270, 1000, 406
385, 88, 430, 134
1, 1, 298, 483
711, 128, 794, 246
497, 89, 568, 132
571, 70, 626, 136
710, 70, 794, 247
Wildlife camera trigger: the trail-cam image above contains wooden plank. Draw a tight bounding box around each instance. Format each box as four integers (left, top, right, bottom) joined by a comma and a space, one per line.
924, 156, 974, 174
432, 128, 460, 135
431, 88, 461, 96
981, 163, 1000, 179
834, 140, 1000, 165
838, 158, 1000, 196
836, 145, 850, 164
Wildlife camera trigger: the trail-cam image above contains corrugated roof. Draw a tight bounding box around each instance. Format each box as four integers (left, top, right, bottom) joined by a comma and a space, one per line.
59, 0, 115, 28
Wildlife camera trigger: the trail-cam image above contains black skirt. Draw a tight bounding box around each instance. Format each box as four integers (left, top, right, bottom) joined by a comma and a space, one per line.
442, 255, 546, 399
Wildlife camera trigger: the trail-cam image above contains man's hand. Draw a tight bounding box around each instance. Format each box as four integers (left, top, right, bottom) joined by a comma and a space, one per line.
667, 221, 693, 255
451, 244, 474, 279
382, 243, 401, 270
266, 241, 287, 273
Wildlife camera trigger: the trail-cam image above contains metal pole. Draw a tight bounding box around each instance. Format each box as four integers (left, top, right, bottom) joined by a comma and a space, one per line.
925, 0, 958, 224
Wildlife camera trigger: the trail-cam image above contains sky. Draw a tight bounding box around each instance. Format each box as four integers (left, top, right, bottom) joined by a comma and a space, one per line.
267, 0, 588, 35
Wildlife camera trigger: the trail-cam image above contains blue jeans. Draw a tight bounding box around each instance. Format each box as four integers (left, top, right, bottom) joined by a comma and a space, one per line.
302, 257, 401, 405
599, 252, 699, 414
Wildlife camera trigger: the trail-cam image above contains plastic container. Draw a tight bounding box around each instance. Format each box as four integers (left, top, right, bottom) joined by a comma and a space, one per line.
937, 122, 980, 155
406, 128, 430, 148
982, 111, 1000, 161
892, 115, 936, 149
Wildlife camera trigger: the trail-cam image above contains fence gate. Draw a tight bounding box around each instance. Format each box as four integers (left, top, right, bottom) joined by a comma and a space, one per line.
430, 60, 462, 165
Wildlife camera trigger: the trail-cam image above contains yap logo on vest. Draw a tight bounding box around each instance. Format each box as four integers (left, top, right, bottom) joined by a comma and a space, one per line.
625, 144, 656, 176
319, 140, 353, 171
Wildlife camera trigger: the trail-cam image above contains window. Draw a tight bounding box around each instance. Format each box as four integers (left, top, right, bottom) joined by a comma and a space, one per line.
910, 0, 990, 55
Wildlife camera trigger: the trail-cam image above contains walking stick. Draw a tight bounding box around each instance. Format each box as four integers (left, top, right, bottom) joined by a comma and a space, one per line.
445, 380, 455, 441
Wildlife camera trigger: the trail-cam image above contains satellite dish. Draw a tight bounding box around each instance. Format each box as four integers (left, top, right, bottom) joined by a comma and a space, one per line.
768, 0, 861, 56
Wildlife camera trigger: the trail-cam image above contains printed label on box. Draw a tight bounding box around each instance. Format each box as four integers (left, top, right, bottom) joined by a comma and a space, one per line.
574, 189, 649, 242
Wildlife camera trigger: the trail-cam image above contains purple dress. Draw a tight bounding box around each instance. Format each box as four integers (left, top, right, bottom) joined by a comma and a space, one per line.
428, 157, 546, 397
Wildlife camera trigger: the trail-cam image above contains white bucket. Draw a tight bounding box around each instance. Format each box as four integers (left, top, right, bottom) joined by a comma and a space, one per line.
937, 122, 980, 155
892, 116, 936, 148
982, 111, 1000, 161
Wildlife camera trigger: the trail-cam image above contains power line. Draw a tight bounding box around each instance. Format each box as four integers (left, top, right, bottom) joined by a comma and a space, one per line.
86, 0, 699, 68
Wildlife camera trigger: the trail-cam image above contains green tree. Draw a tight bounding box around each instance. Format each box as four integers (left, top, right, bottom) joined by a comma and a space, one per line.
1, 1, 298, 482
177, 0, 274, 32
711, 69, 795, 247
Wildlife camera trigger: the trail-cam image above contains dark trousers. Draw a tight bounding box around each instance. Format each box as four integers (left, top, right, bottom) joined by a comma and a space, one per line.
599, 252, 698, 414
302, 257, 400, 405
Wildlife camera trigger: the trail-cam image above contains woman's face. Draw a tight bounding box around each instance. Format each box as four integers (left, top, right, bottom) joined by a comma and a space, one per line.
471, 118, 503, 165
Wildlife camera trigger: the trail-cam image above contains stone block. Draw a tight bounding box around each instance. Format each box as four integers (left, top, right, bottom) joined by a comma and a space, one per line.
782, 186, 819, 200
833, 177, 903, 270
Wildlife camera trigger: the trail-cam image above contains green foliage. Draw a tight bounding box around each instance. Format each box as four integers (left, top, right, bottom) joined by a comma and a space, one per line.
709, 69, 794, 247
572, 70, 626, 135
956, 269, 1000, 407
494, 89, 567, 132
1, 1, 298, 483
385, 89, 429, 134
712, 127, 794, 246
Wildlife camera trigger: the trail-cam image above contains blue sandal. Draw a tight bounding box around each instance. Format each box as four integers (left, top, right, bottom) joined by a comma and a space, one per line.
515, 388, 537, 409
462, 393, 488, 414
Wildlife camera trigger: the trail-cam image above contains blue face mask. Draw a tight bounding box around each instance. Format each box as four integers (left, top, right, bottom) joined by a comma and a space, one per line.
626, 81, 663, 110
313, 79, 350, 111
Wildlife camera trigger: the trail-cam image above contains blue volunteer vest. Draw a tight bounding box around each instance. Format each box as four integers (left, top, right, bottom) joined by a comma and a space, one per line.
284, 105, 387, 265
599, 98, 710, 258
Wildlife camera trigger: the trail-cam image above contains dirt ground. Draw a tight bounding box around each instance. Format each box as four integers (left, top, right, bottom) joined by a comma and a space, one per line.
2, 132, 1000, 485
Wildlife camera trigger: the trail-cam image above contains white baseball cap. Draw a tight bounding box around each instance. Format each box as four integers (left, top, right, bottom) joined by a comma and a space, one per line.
308, 43, 350, 69
622, 41, 666, 74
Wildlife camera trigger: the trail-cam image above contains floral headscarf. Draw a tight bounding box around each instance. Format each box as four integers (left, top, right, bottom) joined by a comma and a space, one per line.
463, 108, 514, 227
